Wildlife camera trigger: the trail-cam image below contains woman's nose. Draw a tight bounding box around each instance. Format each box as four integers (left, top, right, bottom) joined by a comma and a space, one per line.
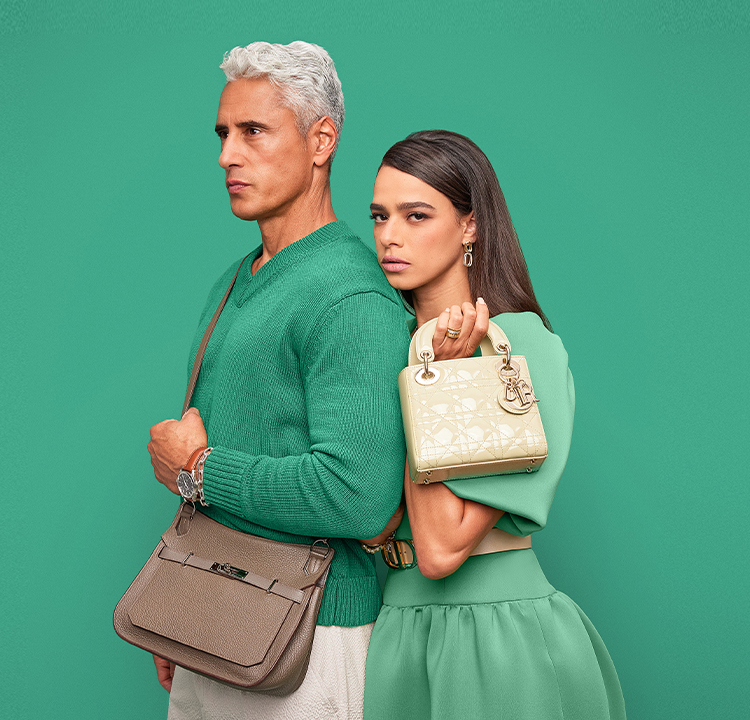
378, 220, 403, 248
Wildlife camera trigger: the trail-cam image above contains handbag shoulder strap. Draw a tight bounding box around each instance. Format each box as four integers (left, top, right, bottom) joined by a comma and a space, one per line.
408, 317, 511, 366
182, 254, 253, 415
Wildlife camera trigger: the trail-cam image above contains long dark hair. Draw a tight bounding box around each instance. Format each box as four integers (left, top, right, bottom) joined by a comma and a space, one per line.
380, 130, 551, 330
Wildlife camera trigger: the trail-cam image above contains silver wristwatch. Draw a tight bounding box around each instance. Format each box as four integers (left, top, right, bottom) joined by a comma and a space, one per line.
176, 447, 211, 505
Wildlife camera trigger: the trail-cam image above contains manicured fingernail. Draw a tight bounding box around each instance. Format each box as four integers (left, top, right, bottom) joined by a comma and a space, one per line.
445, 308, 450, 312
477, 297, 486, 304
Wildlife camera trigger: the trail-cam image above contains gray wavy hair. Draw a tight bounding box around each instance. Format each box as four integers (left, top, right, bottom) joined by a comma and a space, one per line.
220, 41, 345, 161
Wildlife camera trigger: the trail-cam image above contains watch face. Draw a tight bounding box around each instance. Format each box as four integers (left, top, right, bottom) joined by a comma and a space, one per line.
176, 470, 195, 499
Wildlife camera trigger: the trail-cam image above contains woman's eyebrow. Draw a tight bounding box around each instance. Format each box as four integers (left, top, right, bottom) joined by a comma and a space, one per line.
397, 201, 436, 211
369, 201, 436, 211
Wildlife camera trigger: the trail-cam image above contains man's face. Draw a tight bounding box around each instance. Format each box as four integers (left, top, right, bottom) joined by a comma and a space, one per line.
215, 78, 315, 222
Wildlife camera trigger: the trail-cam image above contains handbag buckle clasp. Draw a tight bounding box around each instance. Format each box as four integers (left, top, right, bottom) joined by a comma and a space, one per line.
211, 562, 249, 580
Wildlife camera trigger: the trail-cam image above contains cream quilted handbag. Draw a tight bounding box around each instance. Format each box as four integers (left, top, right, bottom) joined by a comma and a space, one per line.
398, 318, 547, 484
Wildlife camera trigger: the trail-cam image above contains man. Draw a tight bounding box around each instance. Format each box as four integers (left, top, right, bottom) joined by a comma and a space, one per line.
147, 41, 409, 719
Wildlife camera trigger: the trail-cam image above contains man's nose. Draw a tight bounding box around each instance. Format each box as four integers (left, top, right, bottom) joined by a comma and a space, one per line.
218, 135, 242, 169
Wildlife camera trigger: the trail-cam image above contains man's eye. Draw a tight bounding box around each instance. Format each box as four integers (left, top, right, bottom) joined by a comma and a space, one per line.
217, 131, 228, 140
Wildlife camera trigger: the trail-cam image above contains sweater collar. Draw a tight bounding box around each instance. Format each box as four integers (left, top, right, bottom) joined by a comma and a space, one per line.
235, 220, 354, 306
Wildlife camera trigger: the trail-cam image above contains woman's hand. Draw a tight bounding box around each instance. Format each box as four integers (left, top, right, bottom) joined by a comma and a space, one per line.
360, 501, 405, 546
432, 298, 490, 361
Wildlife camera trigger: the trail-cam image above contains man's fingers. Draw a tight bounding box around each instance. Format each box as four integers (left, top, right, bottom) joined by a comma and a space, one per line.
465, 297, 490, 354
182, 407, 201, 419
153, 655, 174, 693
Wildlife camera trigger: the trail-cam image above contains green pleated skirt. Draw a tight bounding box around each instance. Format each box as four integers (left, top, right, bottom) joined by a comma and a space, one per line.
363, 549, 625, 720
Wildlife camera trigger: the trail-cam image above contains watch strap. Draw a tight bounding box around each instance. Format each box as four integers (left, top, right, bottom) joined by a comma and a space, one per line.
183, 447, 207, 474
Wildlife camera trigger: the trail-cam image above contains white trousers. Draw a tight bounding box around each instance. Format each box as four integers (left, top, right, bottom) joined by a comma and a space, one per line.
167, 623, 374, 720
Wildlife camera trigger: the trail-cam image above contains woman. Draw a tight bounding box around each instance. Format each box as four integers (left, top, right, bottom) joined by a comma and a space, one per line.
362, 131, 626, 720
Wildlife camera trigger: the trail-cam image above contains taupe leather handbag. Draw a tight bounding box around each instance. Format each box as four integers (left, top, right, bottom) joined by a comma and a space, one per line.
113, 257, 334, 694
398, 318, 547, 484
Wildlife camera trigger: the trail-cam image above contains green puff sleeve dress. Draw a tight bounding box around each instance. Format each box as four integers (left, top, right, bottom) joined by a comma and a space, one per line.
363, 312, 626, 720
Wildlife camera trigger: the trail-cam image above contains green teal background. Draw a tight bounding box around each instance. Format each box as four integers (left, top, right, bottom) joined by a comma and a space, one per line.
2, 2, 748, 718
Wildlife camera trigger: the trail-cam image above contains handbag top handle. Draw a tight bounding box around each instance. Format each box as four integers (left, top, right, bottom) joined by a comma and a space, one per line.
182, 254, 253, 416
408, 317, 511, 366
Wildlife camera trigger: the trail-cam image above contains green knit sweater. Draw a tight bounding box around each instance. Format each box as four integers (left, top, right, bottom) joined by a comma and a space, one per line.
187, 221, 410, 626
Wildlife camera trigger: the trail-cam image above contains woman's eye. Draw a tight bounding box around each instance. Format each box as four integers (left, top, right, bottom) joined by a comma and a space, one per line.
409, 212, 427, 221
370, 213, 387, 222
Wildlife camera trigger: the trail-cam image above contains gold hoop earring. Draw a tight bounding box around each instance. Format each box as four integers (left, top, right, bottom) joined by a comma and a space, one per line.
463, 242, 473, 268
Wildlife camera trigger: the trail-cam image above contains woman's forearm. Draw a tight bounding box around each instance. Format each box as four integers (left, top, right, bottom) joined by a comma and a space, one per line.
404, 464, 503, 579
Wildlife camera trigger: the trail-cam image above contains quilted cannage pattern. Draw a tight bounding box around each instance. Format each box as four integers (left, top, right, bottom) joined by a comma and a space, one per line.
404, 356, 547, 470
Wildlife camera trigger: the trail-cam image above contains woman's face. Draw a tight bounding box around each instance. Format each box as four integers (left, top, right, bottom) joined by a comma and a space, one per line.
371, 166, 474, 297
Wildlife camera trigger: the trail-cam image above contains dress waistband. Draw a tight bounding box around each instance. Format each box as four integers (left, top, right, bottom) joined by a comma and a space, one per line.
470, 527, 532, 556
382, 548, 553, 607
383, 527, 531, 569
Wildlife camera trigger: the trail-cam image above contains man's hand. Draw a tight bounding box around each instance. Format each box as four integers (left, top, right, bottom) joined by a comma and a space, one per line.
360, 501, 405, 546
432, 298, 490, 361
147, 407, 208, 494
153, 655, 175, 692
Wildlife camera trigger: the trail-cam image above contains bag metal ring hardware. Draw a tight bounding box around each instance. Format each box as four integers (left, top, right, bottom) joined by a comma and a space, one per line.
415, 350, 440, 386
495, 343, 512, 369
304, 539, 330, 575
496, 359, 521, 379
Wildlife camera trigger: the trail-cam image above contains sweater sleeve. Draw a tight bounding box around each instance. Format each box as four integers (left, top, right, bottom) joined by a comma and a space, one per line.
444, 312, 575, 536
200, 292, 410, 539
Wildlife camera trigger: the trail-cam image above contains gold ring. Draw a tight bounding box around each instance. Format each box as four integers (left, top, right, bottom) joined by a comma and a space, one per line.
446, 327, 461, 339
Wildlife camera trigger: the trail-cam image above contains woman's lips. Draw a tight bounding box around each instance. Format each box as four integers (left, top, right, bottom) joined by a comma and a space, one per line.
381, 257, 410, 272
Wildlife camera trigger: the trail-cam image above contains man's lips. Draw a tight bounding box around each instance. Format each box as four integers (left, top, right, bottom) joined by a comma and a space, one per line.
226, 180, 250, 194
381, 256, 410, 272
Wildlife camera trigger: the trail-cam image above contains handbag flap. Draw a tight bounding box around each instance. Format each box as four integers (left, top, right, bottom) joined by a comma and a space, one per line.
125, 509, 333, 667
128, 558, 302, 666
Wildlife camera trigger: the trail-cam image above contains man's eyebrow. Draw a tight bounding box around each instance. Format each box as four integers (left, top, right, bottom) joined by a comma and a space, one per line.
369, 201, 437, 211
214, 120, 272, 133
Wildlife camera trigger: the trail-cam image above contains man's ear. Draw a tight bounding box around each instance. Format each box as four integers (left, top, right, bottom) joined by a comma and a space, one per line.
309, 116, 338, 168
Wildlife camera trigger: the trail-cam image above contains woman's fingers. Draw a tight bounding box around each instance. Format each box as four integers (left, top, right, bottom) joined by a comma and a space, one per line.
431, 302, 490, 360
432, 308, 452, 354
458, 302, 477, 341
465, 297, 490, 354
447, 305, 464, 338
